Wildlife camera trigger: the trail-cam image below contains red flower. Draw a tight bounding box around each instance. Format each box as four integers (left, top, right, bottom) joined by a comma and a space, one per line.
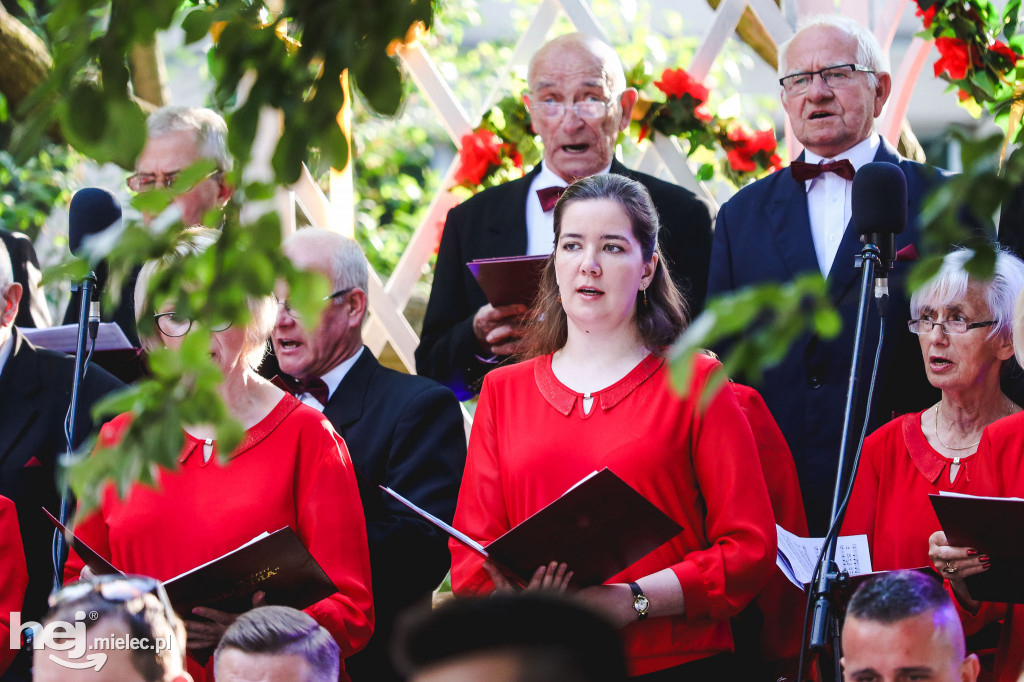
957, 88, 971, 101
934, 37, 972, 80
654, 68, 710, 104
694, 103, 713, 123
989, 40, 1021, 65
638, 122, 651, 143
454, 130, 503, 186
727, 149, 757, 173
727, 124, 752, 145
914, 3, 936, 28
768, 154, 783, 171
749, 129, 777, 154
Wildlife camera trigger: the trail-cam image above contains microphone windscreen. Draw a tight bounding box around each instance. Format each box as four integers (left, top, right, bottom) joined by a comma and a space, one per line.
852, 161, 907, 237
69, 187, 121, 256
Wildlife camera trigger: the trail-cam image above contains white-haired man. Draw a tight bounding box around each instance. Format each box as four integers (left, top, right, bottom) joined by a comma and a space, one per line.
272, 228, 466, 682
708, 15, 950, 534
416, 32, 713, 399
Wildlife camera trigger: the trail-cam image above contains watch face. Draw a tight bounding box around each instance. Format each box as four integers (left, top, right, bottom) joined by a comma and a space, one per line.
634, 595, 649, 613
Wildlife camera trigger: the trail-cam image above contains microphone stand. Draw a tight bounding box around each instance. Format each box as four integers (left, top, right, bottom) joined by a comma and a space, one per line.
807, 241, 886, 678
53, 271, 97, 591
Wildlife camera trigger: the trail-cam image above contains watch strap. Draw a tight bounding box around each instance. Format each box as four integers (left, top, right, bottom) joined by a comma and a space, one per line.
628, 581, 649, 621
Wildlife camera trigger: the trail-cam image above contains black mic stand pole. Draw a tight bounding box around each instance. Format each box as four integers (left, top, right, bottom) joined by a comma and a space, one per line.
53, 271, 97, 591
807, 242, 883, 678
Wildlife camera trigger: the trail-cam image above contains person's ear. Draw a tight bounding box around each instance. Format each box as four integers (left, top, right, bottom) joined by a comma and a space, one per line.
618, 88, 639, 132
641, 252, 658, 288
1, 283, 23, 327
996, 331, 1016, 362
960, 652, 980, 681
217, 179, 234, 204
523, 93, 537, 134
346, 288, 368, 328
873, 72, 892, 118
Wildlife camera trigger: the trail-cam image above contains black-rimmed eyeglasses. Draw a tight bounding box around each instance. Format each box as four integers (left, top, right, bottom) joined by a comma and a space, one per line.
779, 64, 875, 95
154, 312, 232, 337
907, 319, 997, 335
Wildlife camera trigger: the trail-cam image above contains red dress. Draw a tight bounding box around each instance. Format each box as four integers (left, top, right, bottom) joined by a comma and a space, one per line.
450, 353, 776, 676
732, 383, 808, 664
65, 395, 373, 681
842, 410, 998, 571
0, 496, 27, 676
953, 412, 1024, 682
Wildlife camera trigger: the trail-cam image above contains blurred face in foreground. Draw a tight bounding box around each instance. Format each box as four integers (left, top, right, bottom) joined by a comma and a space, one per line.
133, 130, 231, 226
841, 611, 979, 682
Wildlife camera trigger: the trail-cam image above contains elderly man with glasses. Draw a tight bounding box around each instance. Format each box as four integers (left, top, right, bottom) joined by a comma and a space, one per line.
272, 228, 466, 682
416, 32, 713, 400
708, 15, 953, 535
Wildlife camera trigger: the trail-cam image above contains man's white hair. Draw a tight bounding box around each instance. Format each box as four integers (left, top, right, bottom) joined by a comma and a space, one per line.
146, 105, 233, 173
778, 14, 890, 87
0, 240, 12, 290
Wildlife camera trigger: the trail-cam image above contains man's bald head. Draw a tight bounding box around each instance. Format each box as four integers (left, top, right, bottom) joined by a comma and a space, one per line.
527, 33, 627, 94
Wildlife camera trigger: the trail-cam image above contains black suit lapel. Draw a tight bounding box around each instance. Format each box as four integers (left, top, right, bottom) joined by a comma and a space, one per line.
322, 348, 377, 431
486, 165, 542, 256
826, 140, 906, 303
767, 165, 819, 281
0, 329, 43, 466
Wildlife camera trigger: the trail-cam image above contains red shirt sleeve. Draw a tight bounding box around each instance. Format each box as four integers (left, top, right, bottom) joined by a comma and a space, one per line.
669, 362, 777, 621
840, 426, 885, 551
293, 423, 374, 658
0, 497, 27, 676
449, 375, 509, 596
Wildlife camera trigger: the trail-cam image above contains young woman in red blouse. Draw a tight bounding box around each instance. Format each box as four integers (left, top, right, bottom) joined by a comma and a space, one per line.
449, 174, 776, 678
65, 229, 373, 682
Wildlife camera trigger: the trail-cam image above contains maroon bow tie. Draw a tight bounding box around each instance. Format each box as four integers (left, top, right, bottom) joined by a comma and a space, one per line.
790, 159, 856, 182
536, 186, 567, 212
272, 374, 329, 406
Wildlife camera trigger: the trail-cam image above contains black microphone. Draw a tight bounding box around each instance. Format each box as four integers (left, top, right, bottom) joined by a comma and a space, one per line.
68, 188, 121, 335
853, 162, 907, 301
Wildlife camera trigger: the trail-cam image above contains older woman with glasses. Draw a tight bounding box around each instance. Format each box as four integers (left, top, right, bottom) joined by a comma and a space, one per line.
842, 245, 1024, 572
65, 228, 373, 682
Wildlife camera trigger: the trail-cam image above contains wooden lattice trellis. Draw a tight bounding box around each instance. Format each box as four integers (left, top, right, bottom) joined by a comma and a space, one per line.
272, 0, 932, 429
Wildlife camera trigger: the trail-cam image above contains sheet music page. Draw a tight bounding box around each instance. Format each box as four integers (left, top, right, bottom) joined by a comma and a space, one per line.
775, 524, 872, 590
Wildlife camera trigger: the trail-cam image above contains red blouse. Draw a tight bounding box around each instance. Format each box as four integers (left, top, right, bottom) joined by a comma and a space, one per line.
65, 395, 373, 681
842, 410, 998, 571
0, 496, 27, 676
450, 353, 776, 676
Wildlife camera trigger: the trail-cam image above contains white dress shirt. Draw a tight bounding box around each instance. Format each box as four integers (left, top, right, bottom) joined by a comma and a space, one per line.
525, 161, 612, 256
0, 333, 11, 378
803, 134, 880, 277
298, 346, 364, 411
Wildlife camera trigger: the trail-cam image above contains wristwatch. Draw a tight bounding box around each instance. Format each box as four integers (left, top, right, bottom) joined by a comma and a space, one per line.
628, 581, 649, 620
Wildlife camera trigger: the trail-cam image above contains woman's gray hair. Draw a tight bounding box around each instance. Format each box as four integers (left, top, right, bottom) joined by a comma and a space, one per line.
214, 606, 339, 682
910, 245, 1024, 343
134, 227, 275, 367
778, 15, 890, 88
146, 106, 233, 173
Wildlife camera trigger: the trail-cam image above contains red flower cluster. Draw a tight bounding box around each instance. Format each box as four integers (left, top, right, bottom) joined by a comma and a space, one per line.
725, 126, 781, 173
934, 36, 982, 80
915, 2, 937, 28
653, 68, 713, 122
454, 129, 521, 186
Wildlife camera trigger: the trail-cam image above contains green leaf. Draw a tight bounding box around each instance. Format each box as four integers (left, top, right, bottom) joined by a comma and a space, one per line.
182, 8, 215, 44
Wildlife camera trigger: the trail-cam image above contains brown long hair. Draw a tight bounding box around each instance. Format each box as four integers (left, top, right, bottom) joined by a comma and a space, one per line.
522, 174, 688, 358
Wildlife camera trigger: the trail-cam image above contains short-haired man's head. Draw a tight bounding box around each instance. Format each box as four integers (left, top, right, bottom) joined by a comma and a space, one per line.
778, 15, 889, 84
394, 593, 628, 682
842, 571, 979, 682
213, 606, 339, 682
283, 228, 369, 297
43, 576, 187, 682
525, 33, 637, 184
777, 15, 891, 159
146, 106, 233, 174
134, 227, 275, 368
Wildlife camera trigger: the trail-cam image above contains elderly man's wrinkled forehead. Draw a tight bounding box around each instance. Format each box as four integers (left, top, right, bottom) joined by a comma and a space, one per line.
527, 34, 626, 93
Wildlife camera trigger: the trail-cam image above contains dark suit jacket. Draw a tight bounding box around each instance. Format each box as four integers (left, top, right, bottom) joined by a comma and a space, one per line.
1, 230, 50, 329
415, 160, 714, 399
0, 329, 123, 624
319, 348, 466, 681
708, 139, 946, 534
